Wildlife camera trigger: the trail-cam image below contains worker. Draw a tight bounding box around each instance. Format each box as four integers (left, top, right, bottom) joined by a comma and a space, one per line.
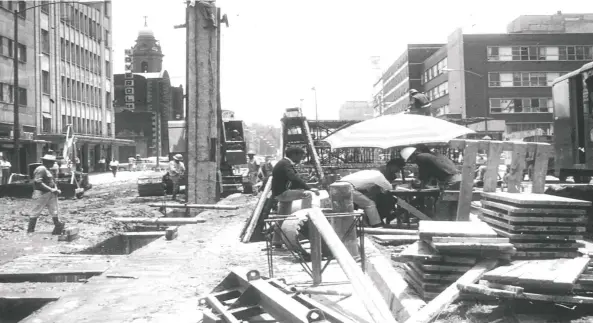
109, 158, 119, 177
268, 146, 319, 248
168, 154, 186, 200
338, 159, 403, 227
99, 156, 106, 172
408, 89, 432, 116
128, 155, 135, 172
230, 129, 243, 141
0, 152, 11, 185
23, 154, 64, 234
258, 156, 274, 192
247, 150, 260, 196
400, 146, 461, 190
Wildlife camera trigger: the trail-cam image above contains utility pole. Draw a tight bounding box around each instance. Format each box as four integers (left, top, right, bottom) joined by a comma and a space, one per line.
155, 80, 161, 169
186, 1, 220, 205
13, 10, 20, 174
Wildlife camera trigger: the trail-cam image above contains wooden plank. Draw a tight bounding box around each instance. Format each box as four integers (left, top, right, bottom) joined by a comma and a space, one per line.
372, 235, 419, 245
483, 142, 503, 192
418, 221, 496, 240
456, 140, 479, 221
458, 283, 593, 305
112, 217, 207, 224
477, 213, 586, 233
391, 241, 441, 263
363, 238, 426, 322
481, 192, 592, 208
553, 257, 590, 286
488, 226, 583, 241
480, 281, 524, 294
363, 228, 418, 235
148, 203, 239, 210
405, 258, 499, 323
431, 237, 510, 244
480, 200, 588, 216
431, 242, 515, 253
0, 282, 85, 301
419, 264, 472, 273
165, 226, 179, 240
514, 251, 581, 259
241, 176, 273, 243
120, 232, 166, 237
307, 208, 397, 323
397, 199, 432, 221
507, 143, 528, 193
513, 242, 581, 249
440, 190, 482, 202
406, 263, 462, 283
531, 144, 552, 193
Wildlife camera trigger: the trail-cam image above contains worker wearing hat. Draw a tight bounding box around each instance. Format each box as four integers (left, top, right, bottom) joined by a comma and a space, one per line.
247, 150, 260, 196
168, 154, 185, 200
400, 146, 461, 190
24, 154, 65, 234
408, 89, 432, 116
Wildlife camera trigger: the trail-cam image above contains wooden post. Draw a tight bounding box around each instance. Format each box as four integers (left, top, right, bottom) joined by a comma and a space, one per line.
186, 2, 220, 208
507, 142, 527, 193
329, 183, 359, 257
456, 140, 479, 221
483, 142, 503, 192
531, 144, 552, 194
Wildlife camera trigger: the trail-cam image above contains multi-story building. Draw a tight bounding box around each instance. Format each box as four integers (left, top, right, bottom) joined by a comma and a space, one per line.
508, 12, 593, 34
113, 24, 184, 159
375, 14, 593, 140
0, 0, 132, 173
339, 101, 373, 120
372, 44, 443, 116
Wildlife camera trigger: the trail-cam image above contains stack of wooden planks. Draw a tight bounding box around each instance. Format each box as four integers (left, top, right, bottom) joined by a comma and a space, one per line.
392, 221, 515, 301
475, 192, 591, 259
459, 257, 593, 305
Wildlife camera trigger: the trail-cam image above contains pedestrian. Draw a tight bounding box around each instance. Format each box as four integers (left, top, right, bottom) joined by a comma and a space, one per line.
338, 159, 403, 227
99, 156, 106, 172
267, 146, 320, 248
168, 154, 185, 200
247, 150, 260, 196
109, 158, 119, 177
400, 146, 462, 190
258, 156, 274, 192
0, 152, 11, 185
23, 154, 65, 234
407, 89, 432, 116
128, 155, 135, 172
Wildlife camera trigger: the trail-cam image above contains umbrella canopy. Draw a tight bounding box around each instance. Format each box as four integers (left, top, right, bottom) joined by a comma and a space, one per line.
323, 114, 475, 149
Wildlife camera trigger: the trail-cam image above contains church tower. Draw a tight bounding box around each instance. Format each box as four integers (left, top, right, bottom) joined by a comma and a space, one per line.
131, 18, 163, 73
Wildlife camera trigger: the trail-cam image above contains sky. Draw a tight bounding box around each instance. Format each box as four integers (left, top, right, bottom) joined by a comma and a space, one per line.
112, 0, 592, 125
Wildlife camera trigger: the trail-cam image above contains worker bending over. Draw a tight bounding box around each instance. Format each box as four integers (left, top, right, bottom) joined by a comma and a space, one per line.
247, 150, 260, 196
339, 159, 402, 227
400, 147, 461, 190
24, 154, 65, 234
168, 154, 185, 200
408, 89, 432, 116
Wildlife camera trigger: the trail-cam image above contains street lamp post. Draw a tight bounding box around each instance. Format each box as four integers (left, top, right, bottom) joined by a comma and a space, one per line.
11, 1, 104, 173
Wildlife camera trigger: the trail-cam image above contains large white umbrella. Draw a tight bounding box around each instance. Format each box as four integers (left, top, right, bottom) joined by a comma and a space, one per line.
323, 114, 475, 149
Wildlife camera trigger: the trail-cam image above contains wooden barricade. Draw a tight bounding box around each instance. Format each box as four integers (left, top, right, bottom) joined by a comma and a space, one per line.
449, 139, 553, 221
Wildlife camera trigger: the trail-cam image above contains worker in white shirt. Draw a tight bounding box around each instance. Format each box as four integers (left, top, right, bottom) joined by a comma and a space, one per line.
168, 154, 186, 200
0, 152, 11, 185
339, 159, 403, 227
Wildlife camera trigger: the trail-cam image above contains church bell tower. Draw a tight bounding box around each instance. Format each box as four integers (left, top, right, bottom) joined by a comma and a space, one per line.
131, 17, 164, 73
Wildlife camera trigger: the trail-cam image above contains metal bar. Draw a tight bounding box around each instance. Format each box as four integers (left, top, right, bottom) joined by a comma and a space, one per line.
205, 294, 241, 323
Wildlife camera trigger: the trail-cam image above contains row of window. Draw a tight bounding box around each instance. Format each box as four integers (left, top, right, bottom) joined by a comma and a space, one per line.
0, 83, 27, 106
488, 72, 566, 87
421, 58, 448, 85
426, 82, 449, 101
383, 55, 408, 82
0, 36, 27, 62
59, 115, 111, 136
506, 122, 552, 135
487, 45, 593, 61
489, 98, 553, 114
58, 2, 108, 46
0, 1, 27, 18
383, 69, 409, 97
60, 38, 108, 76
60, 76, 109, 108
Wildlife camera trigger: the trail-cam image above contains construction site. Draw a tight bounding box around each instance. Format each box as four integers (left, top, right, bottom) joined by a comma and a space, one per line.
1, 1, 593, 323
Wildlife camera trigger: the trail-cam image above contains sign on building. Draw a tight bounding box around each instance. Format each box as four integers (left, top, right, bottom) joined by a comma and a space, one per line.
124, 48, 134, 111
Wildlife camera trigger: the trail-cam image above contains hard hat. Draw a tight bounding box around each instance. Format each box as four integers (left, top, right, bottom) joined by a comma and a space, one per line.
247, 150, 255, 155
400, 147, 417, 162
173, 154, 183, 160
41, 154, 57, 161
409, 89, 419, 95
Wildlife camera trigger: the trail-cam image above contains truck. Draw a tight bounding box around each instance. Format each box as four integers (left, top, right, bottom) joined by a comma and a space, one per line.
551, 61, 593, 183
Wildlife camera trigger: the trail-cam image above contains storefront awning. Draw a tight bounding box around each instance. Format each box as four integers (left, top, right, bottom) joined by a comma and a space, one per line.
37, 134, 135, 146
42, 112, 52, 119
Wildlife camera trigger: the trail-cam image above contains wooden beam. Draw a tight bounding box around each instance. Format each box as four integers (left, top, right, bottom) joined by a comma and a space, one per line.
362, 228, 418, 235
112, 217, 206, 225
458, 283, 593, 305
291, 287, 352, 297
363, 238, 426, 322
507, 142, 527, 193
241, 176, 273, 243
483, 141, 503, 192
120, 232, 166, 237
531, 144, 552, 193
307, 208, 397, 323
396, 199, 431, 221
148, 203, 239, 210
456, 140, 479, 221
166, 226, 179, 240
404, 258, 498, 323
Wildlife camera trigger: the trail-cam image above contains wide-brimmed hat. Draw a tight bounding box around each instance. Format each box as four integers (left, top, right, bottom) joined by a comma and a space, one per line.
41, 154, 57, 161
173, 154, 183, 161
247, 150, 256, 155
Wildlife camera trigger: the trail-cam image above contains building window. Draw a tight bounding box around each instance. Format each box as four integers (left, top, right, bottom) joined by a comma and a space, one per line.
60, 38, 65, 59
40, 1, 49, 14
104, 29, 109, 47
489, 72, 564, 87
42, 114, 51, 133
61, 76, 66, 98
42, 71, 50, 94
107, 122, 112, 136
488, 45, 593, 61
105, 60, 111, 77
506, 123, 553, 135
41, 29, 50, 54
426, 82, 449, 101
422, 58, 448, 85
18, 87, 27, 106
18, 44, 26, 62
490, 97, 553, 114
17, 1, 26, 18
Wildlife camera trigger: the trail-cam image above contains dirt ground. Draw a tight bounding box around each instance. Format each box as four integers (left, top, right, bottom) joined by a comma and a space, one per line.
0, 170, 165, 266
